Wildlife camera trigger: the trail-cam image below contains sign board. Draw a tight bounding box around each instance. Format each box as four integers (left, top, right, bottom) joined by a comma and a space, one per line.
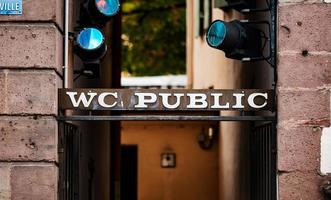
0, 0, 22, 15
59, 89, 274, 111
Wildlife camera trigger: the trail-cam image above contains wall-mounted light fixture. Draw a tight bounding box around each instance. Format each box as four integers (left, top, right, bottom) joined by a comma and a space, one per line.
161, 153, 176, 168
80, 0, 120, 27
74, 27, 107, 78
198, 126, 217, 150
207, 0, 276, 67
74, 0, 120, 80
206, 20, 264, 61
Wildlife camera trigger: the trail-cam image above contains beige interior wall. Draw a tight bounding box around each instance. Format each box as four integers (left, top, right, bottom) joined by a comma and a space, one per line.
218, 121, 251, 200
186, 1, 251, 200
121, 121, 219, 200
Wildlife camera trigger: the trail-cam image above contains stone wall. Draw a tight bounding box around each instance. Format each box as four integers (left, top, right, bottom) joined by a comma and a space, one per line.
0, 0, 63, 199
277, 1, 331, 199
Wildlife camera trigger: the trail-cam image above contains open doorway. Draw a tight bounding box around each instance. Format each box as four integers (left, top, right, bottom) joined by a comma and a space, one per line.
121, 145, 138, 200
121, 121, 220, 200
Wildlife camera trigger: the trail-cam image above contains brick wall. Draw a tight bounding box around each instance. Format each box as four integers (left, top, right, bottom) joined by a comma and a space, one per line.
277, 1, 331, 199
0, 1, 63, 199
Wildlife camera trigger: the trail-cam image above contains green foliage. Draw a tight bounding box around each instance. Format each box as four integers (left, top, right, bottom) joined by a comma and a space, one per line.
122, 0, 186, 76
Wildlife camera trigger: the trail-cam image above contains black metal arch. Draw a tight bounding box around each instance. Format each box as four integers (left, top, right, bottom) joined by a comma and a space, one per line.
58, 114, 276, 121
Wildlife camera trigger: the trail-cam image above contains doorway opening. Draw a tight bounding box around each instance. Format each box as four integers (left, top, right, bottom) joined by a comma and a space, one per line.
58, 117, 276, 200
121, 145, 138, 200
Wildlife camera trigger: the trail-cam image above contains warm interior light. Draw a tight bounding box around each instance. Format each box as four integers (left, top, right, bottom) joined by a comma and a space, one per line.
198, 126, 216, 150
77, 28, 104, 50
95, 0, 120, 17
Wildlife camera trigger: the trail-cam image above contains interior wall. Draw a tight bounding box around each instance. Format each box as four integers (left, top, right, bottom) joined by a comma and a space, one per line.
186, 1, 253, 200
121, 121, 219, 200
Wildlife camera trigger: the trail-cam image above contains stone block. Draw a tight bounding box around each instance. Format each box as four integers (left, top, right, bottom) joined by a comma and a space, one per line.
278, 54, 331, 88
0, 24, 63, 74
278, 126, 321, 171
0, 72, 6, 113
0, 0, 63, 30
278, 171, 323, 200
278, 0, 322, 4
279, 4, 331, 52
6, 70, 58, 114
0, 116, 57, 161
10, 164, 57, 200
0, 70, 60, 115
0, 164, 11, 200
277, 89, 330, 121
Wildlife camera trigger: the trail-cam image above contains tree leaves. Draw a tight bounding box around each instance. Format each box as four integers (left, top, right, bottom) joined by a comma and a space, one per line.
122, 0, 186, 76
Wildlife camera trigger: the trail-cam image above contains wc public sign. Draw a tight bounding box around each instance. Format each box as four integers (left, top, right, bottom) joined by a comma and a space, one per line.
58, 89, 274, 111
0, 0, 22, 15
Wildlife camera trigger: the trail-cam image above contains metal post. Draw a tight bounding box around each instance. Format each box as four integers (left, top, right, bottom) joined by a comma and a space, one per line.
63, 0, 69, 88
110, 1, 122, 199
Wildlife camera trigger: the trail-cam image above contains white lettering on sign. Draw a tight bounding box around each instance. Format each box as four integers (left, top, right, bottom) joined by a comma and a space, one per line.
0, 3, 19, 11
187, 94, 208, 108
159, 93, 184, 109
66, 92, 97, 108
247, 93, 268, 109
98, 92, 118, 108
232, 92, 245, 109
0, 0, 22, 15
211, 93, 229, 109
134, 93, 157, 108
61, 90, 273, 111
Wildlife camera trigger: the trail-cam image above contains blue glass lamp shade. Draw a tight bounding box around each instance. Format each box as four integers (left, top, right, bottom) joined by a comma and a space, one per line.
206, 20, 227, 48
75, 27, 107, 62
95, 0, 120, 16
77, 28, 104, 50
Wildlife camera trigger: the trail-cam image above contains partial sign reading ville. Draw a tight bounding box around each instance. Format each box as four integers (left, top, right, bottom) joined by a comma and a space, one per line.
0, 0, 22, 15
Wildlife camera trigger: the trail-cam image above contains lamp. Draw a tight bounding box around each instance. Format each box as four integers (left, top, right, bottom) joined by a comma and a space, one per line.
198, 126, 217, 150
74, 27, 107, 78
206, 20, 263, 60
161, 153, 176, 168
80, 0, 120, 27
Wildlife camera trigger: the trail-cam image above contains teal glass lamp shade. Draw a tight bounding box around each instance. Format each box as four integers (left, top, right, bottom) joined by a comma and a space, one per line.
77, 28, 104, 50
206, 20, 227, 48
95, 0, 120, 16
205, 20, 263, 60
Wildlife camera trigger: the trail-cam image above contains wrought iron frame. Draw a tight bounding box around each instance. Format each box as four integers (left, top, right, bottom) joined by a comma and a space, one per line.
58, 122, 80, 200
58, 114, 276, 122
